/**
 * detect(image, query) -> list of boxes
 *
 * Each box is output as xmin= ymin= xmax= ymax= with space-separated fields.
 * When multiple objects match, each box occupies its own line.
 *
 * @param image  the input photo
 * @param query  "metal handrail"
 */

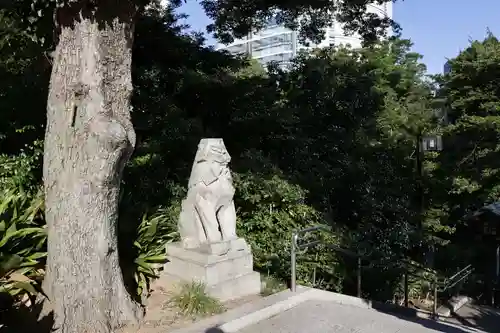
xmin=442 ymin=265 xmax=473 ymax=288
xmin=291 ymin=225 xmax=361 ymax=296
xmin=440 ymin=265 xmax=474 ymax=292
xmin=396 ymin=261 xmax=473 ymax=314
xmin=290 ymin=225 xmax=475 ymax=317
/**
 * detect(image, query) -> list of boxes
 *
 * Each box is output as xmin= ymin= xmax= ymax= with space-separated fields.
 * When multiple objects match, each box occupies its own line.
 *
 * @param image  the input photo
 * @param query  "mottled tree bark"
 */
xmin=42 ymin=1 xmax=142 ymax=332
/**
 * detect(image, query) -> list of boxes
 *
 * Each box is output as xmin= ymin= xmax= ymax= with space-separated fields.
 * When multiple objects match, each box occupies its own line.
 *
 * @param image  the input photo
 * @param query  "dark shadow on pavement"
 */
xmin=205 ymin=327 xmax=225 ymax=333
xmin=371 ymin=302 xmax=479 ymax=333
xmin=451 ymin=302 xmax=500 ymax=333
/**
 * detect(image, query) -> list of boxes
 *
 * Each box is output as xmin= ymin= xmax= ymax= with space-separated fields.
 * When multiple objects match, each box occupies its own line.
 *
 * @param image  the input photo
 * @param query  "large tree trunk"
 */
xmin=42 ymin=1 xmax=142 ymax=332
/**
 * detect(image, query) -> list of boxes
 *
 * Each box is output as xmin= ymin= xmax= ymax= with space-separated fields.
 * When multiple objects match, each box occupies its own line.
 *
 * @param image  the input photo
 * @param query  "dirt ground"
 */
xmin=118 ymin=278 xmax=263 ymax=333
xmin=0 ymin=278 xmax=262 ymax=333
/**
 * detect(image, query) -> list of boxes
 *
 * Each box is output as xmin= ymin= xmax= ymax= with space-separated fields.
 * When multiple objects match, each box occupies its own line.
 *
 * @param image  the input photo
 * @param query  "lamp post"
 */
xmin=421 ymin=135 xmax=443 ymax=153
xmin=416 ymin=134 xmax=443 ymax=266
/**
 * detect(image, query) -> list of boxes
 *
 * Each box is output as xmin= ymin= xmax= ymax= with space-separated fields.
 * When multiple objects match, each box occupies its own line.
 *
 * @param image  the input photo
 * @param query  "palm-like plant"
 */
xmin=133 ymin=207 xmax=178 ymax=299
xmin=0 ymin=188 xmax=46 ymax=308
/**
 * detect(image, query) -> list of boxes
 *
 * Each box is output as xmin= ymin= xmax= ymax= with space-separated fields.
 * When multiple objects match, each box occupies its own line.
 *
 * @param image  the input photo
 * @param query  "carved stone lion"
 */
xmin=178 ymin=138 xmax=239 ymax=251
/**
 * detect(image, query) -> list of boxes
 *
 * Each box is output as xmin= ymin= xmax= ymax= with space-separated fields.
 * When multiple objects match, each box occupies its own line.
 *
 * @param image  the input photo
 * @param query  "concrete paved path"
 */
xmin=237 ymin=300 xmax=484 ymax=333
xmin=171 ymin=287 xmax=493 ymax=333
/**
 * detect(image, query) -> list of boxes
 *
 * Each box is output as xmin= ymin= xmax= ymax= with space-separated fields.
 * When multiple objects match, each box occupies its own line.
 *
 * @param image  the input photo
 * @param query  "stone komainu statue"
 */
xmin=179 ymin=138 xmax=238 ymax=249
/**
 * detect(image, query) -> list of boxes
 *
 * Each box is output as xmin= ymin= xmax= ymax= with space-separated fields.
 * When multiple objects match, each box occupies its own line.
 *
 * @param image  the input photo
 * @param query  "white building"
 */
xmin=444 ymin=60 xmax=452 ymax=74
xmin=217 ymin=2 xmax=393 ymax=69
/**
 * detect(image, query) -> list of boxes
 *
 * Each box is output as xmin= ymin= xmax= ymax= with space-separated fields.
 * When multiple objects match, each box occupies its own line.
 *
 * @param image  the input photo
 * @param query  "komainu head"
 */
xmin=194 ymin=138 xmax=231 ymax=166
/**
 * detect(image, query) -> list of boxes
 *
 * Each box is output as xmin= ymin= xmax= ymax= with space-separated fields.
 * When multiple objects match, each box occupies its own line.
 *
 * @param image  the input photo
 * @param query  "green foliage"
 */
xmin=234 ymin=169 xmax=319 ymax=266
xmin=170 ymin=281 xmax=225 ymax=317
xmin=428 ymin=32 xmax=500 ymax=277
xmin=435 ymin=32 xmax=500 ymax=218
xmin=0 ymin=9 xmax=48 ymax=154
xmin=404 ymin=263 xmax=438 ymax=301
xmin=6 ymin=0 xmax=398 ymax=56
xmin=0 ymin=149 xmax=179 ymax=305
xmin=233 ymin=167 xmax=344 ymax=291
xmin=3 ymin=0 xmax=496 ymax=313
xmin=125 ymin=8 xmax=443 ymax=299
xmin=271 ymin=40 xmax=432 ymax=260
xmin=133 ymin=208 xmax=178 ymax=298
xmin=202 ymin=0 xmax=397 ymax=44
xmin=0 ymin=142 xmax=43 ymax=191
xmin=0 ymin=155 xmax=46 ymax=306
xmin=0 ymin=141 xmax=45 ymax=310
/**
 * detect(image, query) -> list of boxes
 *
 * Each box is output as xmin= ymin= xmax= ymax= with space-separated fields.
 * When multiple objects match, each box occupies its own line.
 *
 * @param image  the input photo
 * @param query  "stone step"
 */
xmin=436 ymin=295 xmax=472 ymax=316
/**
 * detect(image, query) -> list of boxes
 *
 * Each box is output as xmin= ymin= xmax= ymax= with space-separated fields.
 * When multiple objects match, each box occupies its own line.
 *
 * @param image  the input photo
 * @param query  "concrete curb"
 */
xmin=219 ymin=290 xmax=311 ymax=332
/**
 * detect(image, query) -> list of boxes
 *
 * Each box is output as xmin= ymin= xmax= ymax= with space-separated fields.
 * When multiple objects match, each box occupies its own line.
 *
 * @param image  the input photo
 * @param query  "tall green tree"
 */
xmin=267 ymin=40 xmax=436 ymax=261
xmin=441 ymin=33 xmax=500 ymax=212
xmin=123 ymin=13 xmax=432 ymax=297
xmin=0 ymin=9 xmax=49 ymax=154
xmin=431 ymin=33 xmax=500 ymax=268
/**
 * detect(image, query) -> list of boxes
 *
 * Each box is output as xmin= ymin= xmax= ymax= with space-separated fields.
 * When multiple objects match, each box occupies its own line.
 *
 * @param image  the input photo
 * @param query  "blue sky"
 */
xmin=176 ymin=0 xmax=499 ymax=74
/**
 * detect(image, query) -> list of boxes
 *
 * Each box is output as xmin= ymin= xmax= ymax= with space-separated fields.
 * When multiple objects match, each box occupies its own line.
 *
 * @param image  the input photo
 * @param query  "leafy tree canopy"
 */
xmin=5 ymin=0 xmax=398 ymax=48
xmin=200 ymin=0 xmax=398 ymax=44
xmin=435 ymin=32 xmax=500 ymax=221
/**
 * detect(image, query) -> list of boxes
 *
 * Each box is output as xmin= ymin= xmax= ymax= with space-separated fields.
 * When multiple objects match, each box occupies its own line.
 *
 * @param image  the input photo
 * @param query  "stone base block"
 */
xmin=198 ymin=238 xmax=249 ymax=255
xmin=164 ymin=271 xmax=261 ymax=302
xmin=164 ymin=241 xmax=261 ymax=301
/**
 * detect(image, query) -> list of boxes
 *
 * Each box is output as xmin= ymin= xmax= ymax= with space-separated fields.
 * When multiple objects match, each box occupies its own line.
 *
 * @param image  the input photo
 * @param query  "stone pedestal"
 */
xmin=164 ymin=239 xmax=261 ymax=301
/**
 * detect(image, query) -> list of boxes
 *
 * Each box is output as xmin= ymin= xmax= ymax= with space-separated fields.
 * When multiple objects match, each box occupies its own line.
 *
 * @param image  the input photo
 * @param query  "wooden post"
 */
xmin=433 ymin=282 xmax=438 ymax=317
xmin=291 ymin=233 xmax=297 ymax=292
xmin=404 ymin=272 xmax=409 ymax=307
xmin=357 ymin=257 xmax=362 ymax=298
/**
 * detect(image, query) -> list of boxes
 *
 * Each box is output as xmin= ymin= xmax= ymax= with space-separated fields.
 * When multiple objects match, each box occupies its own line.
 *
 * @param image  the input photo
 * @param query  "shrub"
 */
xmin=0 ymin=147 xmax=46 ymax=308
xmin=233 ymin=168 xmax=341 ymax=290
xmin=0 ymin=188 xmax=46 ymax=307
xmin=261 ymin=274 xmax=287 ymax=296
xmin=0 ymin=144 xmax=181 ymax=306
xmin=0 ymin=142 xmax=42 ymax=192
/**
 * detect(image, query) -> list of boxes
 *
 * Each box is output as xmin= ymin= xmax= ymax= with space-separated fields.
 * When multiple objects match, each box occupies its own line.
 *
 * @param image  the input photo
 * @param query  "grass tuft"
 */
xmin=170 ymin=281 xmax=224 ymax=317
xmin=261 ymin=275 xmax=287 ymax=296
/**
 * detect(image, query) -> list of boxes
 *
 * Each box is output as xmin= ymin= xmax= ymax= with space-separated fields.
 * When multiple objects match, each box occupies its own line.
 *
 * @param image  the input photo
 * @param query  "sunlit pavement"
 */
xmin=236 ymin=300 xmax=484 ymax=333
